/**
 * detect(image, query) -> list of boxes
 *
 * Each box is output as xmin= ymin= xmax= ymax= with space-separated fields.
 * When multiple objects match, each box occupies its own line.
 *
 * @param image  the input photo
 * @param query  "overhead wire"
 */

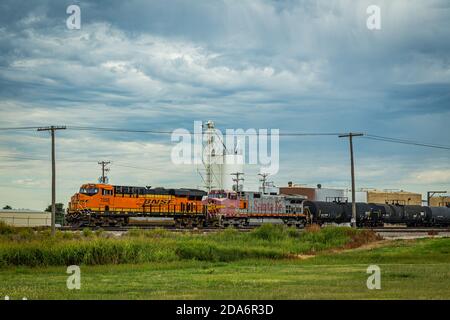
xmin=1 ymin=125 xmax=449 ymax=150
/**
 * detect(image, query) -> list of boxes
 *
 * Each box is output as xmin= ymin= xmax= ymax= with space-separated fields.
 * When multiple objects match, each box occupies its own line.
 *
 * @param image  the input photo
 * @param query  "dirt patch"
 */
xmin=291 ymin=239 xmax=398 ymax=260
xmin=304 ymin=224 xmax=321 ymax=233
xmin=294 ymin=254 xmax=316 ymax=260
xmin=333 ymin=240 xmax=391 ymax=254
xmin=343 ymin=229 xmax=384 ymax=249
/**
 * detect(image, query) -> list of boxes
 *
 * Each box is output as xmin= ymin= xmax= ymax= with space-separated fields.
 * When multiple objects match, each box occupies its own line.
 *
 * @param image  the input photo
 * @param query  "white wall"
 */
xmin=344 ymin=190 xmax=368 ymax=203
xmin=0 ymin=210 xmax=51 ymax=227
xmin=314 ymin=188 xmax=345 ymax=201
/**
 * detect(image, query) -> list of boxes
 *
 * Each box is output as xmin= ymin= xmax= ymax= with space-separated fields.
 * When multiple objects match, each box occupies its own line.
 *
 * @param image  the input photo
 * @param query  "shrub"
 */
xmin=95 ymin=228 xmax=105 ymax=237
xmin=0 ymin=221 xmax=16 ymax=235
xmin=127 ymin=228 xmax=143 ymax=237
xmin=250 ymin=224 xmax=286 ymax=241
xmin=82 ymin=228 xmax=93 ymax=238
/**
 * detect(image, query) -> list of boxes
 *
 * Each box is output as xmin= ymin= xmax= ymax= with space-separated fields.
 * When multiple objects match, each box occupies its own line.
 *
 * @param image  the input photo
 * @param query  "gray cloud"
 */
xmin=0 ymin=0 xmax=449 ymax=208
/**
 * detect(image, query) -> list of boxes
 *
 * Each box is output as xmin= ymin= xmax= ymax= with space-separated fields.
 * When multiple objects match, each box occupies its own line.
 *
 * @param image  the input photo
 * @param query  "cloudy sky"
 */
xmin=0 ymin=0 xmax=449 ymax=210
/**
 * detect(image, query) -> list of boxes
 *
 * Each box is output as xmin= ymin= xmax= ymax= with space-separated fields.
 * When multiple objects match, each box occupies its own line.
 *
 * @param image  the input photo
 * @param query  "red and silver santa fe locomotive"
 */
xmin=202 ymin=189 xmax=308 ymax=228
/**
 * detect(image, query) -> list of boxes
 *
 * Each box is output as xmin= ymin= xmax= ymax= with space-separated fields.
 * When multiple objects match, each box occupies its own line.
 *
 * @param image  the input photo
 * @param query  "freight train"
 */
xmin=66 ymin=183 xmax=450 ymax=228
xmin=66 ymin=183 xmax=308 ymax=227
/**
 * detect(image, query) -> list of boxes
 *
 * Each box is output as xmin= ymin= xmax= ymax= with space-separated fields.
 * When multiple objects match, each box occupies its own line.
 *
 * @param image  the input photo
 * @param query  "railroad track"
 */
xmin=60 ymin=225 xmax=255 ymax=232
xmin=366 ymin=227 xmax=450 ymax=233
xmin=60 ymin=224 xmax=450 ymax=233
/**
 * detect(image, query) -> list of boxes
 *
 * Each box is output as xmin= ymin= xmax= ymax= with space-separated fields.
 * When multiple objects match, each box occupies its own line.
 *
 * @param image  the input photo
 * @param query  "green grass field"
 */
xmin=0 ymin=223 xmax=449 ymax=299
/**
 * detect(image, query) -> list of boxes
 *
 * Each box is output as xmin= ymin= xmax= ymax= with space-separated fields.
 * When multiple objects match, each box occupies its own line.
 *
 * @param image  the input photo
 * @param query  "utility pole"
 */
xmin=230 ymin=172 xmax=244 ymax=193
xmin=427 ymin=191 xmax=447 ymax=206
xmin=98 ymin=161 xmax=111 ymax=183
xmin=37 ymin=126 xmax=66 ymax=236
xmin=339 ymin=132 xmax=363 ymax=228
xmin=258 ymin=173 xmax=270 ymax=194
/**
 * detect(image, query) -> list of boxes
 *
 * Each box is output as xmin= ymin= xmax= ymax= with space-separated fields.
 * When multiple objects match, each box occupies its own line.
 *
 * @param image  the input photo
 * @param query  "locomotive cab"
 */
xmin=68 ymin=183 xmax=113 ymax=213
xmin=203 ymin=190 xmax=245 ymax=215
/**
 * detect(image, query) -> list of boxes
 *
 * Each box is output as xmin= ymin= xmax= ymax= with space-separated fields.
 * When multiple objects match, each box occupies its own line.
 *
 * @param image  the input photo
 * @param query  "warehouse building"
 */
xmin=364 ymin=190 xmax=422 ymax=205
xmin=0 ymin=209 xmax=51 ymax=227
xmin=429 ymin=195 xmax=450 ymax=207
xmin=280 ymin=182 xmax=423 ymax=205
xmin=280 ymin=182 xmax=346 ymax=202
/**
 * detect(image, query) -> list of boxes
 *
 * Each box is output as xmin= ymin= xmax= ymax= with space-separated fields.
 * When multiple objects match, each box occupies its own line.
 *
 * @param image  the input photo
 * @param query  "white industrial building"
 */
xmin=202 ymin=120 xmax=245 ymax=192
xmin=344 ymin=189 xmax=369 ymax=203
xmin=0 ymin=209 xmax=51 ymax=227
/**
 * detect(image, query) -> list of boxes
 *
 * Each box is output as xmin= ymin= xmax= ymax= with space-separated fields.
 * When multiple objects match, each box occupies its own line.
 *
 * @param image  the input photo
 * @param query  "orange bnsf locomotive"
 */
xmin=67 ymin=183 xmax=207 ymax=227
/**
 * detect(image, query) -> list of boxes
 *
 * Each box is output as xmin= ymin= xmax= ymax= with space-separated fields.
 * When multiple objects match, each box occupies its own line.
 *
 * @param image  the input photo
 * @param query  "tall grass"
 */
xmin=0 ymin=221 xmax=16 ymax=235
xmin=0 ymin=225 xmax=380 ymax=267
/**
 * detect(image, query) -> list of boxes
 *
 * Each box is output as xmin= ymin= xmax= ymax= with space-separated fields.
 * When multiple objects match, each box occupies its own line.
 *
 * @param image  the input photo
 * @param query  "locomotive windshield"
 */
xmin=208 ymin=192 xmax=237 ymax=199
xmin=79 ymin=187 xmax=99 ymax=195
xmin=209 ymin=192 xmax=227 ymax=199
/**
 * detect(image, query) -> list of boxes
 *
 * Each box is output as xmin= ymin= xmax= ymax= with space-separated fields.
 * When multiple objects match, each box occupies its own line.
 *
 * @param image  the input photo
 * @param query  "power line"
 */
xmin=0 ymin=155 xmax=48 ymax=161
xmin=113 ymin=163 xmax=156 ymax=171
xmin=0 ymin=155 xmax=98 ymax=163
xmin=363 ymin=135 xmax=450 ymax=150
xmin=2 ymin=125 xmax=342 ymax=136
xmin=0 ymin=126 xmax=42 ymax=131
xmin=0 ymin=156 xmax=157 ymax=172
xmin=1 ymin=125 xmax=450 ymax=149
xmin=68 ymin=126 xmax=343 ymax=136
xmin=67 ymin=126 xmax=174 ymax=134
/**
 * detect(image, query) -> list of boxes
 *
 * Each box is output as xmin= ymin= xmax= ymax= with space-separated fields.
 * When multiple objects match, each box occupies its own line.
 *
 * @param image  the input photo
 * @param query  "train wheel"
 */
xmin=296 ymin=220 xmax=306 ymax=229
xmin=175 ymin=221 xmax=183 ymax=229
xmin=197 ymin=218 xmax=206 ymax=228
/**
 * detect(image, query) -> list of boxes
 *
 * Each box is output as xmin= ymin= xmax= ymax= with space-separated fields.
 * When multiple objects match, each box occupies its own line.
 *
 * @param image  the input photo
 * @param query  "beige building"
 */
xmin=280 ymin=182 xmax=424 ymax=205
xmin=366 ymin=190 xmax=422 ymax=205
xmin=429 ymin=195 xmax=450 ymax=207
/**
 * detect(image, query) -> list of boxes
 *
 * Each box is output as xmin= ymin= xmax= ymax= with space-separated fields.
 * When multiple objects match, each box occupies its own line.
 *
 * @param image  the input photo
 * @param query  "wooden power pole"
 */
xmin=98 ymin=161 xmax=111 ymax=183
xmin=258 ymin=173 xmax=270 ymax=194
xmin=230 ymin=172 xmax=244 ymax=193
xmin=37 ymin=126 xmax=66 ymax=235
xmin=339 ymin=132 xmax=363 ymax=228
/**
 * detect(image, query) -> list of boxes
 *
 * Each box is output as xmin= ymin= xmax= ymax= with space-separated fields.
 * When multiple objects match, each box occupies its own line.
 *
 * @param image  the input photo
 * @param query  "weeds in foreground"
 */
xmin=0 ymin=224 xmax=381 ymax=267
